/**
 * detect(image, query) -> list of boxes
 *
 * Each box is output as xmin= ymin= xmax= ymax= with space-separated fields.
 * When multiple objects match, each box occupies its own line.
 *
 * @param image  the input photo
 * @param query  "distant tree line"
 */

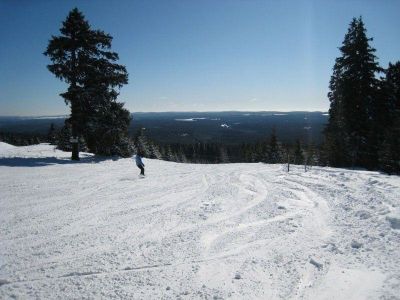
xmin=0 ymin=132 xmax=47 ymax=146
xmin=2 ymin=124 xmax=321 ymax=166
xmin=324 ymin=17 xmax=400 ymax=174
xmin=133 ymin=128 xmax=321 ymax=166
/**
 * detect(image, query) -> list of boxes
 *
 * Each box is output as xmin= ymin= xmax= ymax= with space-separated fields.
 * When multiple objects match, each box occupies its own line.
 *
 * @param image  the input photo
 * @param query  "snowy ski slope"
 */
xmin=0 ymin=143 xmax=399 ymax=299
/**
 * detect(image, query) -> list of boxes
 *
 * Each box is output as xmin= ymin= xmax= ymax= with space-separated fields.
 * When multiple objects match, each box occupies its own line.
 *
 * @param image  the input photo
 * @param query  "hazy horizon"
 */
xmin=0 ymin=109 xmax=330 ymax=118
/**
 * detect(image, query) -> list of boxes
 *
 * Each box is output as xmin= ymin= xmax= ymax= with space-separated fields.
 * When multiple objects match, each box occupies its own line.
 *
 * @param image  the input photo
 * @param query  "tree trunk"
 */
xmin=70 ymin=45 xmax=80 ymax=161
xmin=70 ymin=86 xmax=80 ymax=161
xmin=70 ymin=102 xmax=80 ymax=161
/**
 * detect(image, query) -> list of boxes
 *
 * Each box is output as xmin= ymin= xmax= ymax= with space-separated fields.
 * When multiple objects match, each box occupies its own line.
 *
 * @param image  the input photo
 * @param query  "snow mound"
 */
xmin=0 ymin=142 xmax=16 ymax=152
xmin=0 ymin=144 xmax=399 ymax=299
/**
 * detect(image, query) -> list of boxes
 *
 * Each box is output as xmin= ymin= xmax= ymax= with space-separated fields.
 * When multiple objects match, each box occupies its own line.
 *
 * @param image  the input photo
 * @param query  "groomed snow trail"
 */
xmin=1 ymin=143 xmax=399 ymax=299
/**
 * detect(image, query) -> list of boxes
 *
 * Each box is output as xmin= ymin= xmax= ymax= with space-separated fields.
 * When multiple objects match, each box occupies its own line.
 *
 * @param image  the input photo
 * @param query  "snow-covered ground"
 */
xmin=1 ymin=143 xmax=400 ymax=299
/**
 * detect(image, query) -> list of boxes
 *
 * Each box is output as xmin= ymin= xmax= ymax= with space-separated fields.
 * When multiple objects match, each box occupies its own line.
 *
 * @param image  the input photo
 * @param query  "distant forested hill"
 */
xmin=0 ymin=111 xmax=328 ymax=145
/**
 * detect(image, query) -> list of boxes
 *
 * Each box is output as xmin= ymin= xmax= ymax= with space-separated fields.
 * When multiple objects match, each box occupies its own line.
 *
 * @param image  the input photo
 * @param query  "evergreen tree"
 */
xmin=179 ymin=150 xmax=188 ymax=163
xmin=384 ymin=62 xmax=400 ymax=127
xmin=325 ymin=17 xmax=383 ymax=168
xmin=267 ymin=129 xmax=282 ymax=163
xmin=57 ymin=121 xmax=73 ymax=152
xmin=133 ymin=128 xmax=163 ymax=159
xmin=85 ymin=102 xmax=132 ymax=156
xmin=293 ymin=140 xmax=304 ymax=165
xmin=379 ymin=128 xmax=400 ymax=174
xmin=149 ymin=142 xmax=162 ymax=159
xmin=379 ymin=62 xmax=400 ymax=174
xmin=44 ymin=8 xmax=129 ymax=159
xmin=165 ymin=145 xmax=176 ymax=161
xmin=304 ymin=143 xmax=318 ymax=167
xmin=134 ymin=128 xmax=152 ymax=157
xmin=47 ymin=123 xmax=57 ymax=145
xmin=219 ymin=146 xmax=230 ymax=163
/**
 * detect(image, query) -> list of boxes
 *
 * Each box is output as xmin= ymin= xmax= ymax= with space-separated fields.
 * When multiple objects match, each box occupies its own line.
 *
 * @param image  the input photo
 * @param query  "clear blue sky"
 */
xmin=0 ymin=0 xmax=399 ymax=116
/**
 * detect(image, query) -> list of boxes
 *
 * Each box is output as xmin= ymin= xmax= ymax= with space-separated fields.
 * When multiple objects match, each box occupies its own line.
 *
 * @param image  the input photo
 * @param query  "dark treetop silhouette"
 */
xmin=44 ymin=8 xmax=130 ymax=160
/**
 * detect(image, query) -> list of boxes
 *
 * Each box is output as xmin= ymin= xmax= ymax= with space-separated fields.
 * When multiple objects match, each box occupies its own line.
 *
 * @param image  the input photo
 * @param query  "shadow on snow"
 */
xmin=0 ymin=155 xmax=122 ymax=167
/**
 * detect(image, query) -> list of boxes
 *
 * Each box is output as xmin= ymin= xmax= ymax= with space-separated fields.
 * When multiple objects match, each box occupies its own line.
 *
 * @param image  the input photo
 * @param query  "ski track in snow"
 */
xmin=0 ymin=143 xmax=400 ymax=299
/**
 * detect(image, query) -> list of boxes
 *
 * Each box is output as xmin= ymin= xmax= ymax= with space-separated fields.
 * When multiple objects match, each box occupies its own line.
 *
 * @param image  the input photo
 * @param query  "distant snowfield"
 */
xmin=30 ymin=116 xmax=67 ymax=120
xmin=175 ymin=117 xmax=207 ymax=122
xmin=1 ymin=143 xmax=399 ymax=299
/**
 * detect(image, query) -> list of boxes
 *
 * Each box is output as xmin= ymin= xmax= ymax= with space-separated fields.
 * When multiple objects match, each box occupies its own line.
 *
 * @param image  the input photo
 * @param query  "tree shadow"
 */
xmin=0 ymin=155 xmax=122 ymax=167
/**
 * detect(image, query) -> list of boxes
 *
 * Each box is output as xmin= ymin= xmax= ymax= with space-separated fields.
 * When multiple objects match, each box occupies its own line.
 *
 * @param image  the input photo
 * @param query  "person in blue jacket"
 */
xmin=135 ymin=151 xmax=145 ymax=176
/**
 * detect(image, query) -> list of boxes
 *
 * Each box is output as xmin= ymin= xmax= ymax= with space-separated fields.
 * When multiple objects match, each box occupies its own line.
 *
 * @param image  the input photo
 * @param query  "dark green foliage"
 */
xmin=293 ymin=140 xmax=304 ymax=165
xmin=56 ymin=121 xmax=72 ymax=152
xmin=325 ymin=17 xmax=384 ymax=169
xmin=385 ymin=62 xmax=400 ymax=118
xmin=0 ymin=132 xmax=45 ymax=146
xmin=304 ymin=143 xmax=318 ymax=167
xmin=323 ymin=123 xmax=351 ymax=167
xmin=47 ymin=123 xmax=57 ymax=145
xmin=147 ymin=131 xmax=321 ymax=165
xmin=379 ymin=126 xmax=400 ymax=174
xmin=84 ymin=102 xmax=133 ymax=157
xmin=44 ymin=8 xmax=130 ymax=159
xmin=266 ymin=130 xmax=283 ymax=163
xmin=378 ymin=62 xmax=400 ymax=174
xmin=324 ymin=17 xmax=400 ymax=174
xmin=56 ymin=120 xmax=89 ymax=152
xmin=133 ymin=128 xmax=163 ymax=159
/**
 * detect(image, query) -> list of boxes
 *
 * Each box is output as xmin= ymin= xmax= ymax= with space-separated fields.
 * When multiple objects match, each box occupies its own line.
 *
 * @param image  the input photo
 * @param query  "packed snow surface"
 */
xmin=1 ymin=143 xmax=400 ymax=299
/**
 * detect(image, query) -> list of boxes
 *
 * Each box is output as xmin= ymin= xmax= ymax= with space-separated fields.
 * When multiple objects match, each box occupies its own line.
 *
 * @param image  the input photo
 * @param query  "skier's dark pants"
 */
xmin=137 ymin=164 xmax=144 ymax=175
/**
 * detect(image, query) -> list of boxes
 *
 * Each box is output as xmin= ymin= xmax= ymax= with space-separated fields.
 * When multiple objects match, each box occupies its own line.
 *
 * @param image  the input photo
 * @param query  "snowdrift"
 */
xmin=1 ymin=143 xmax=399 ymax=299
xmin=0 ymin=142 xmax=16 ymax=152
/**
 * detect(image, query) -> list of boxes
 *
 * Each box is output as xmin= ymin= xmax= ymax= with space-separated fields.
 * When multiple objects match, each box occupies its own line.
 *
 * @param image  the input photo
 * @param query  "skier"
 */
xmin=135 ymin=151 xmax=145 ymax=177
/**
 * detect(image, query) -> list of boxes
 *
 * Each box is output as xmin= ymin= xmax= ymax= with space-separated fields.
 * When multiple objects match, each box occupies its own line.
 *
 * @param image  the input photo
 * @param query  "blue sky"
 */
xmin=0 ymin=0 xmax=399 ymax=116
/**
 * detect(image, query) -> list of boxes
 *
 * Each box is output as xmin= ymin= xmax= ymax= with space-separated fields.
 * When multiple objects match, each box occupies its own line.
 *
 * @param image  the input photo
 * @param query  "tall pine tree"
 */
xmin=44 ymin=8 xmax=129 ymax=159
xmin=379 ymin=62 xmax=400 ymax=174
xmin=325 ymin=17 xmax=382 ymax=168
